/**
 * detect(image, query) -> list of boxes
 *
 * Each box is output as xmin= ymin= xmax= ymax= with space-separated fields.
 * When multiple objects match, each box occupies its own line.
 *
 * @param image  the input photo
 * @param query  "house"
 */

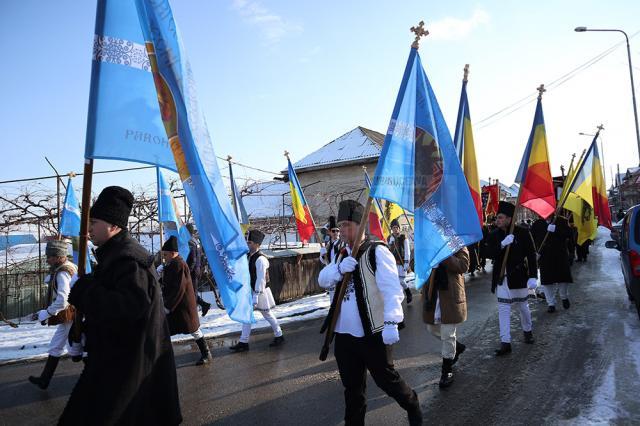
xmin=286 ymin=126 xmax=384 ymax=222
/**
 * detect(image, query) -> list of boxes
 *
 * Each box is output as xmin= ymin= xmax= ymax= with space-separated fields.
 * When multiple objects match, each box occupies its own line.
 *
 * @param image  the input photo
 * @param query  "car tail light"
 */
xmin=630 ymin=250 xmax=640 ymax=277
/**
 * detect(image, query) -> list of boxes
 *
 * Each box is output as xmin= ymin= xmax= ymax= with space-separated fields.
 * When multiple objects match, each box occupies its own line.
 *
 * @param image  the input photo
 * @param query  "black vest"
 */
xmin=387 ymin=234 xmax=406 ymax=265
xmin=248 ymin=250 xmax=268 ymax=292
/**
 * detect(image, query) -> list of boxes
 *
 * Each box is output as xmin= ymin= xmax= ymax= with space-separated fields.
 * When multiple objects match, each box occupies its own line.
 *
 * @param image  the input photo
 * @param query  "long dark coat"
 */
xmin=61 ymin=231 xmax=181 ymax=426
xmin=162 ymin=256 xmax=200 ymax=335
xmin=484 ymin=225 xmax=538 ymax=290
xmin=422 ymin=248 xmax=470 ymax=324
xmin=537 ymin=217 xmax=573 ymax=284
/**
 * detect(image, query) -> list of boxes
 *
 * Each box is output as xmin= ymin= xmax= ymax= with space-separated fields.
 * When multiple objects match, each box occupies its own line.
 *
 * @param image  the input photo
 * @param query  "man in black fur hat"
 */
xmin=318 ymin=200 xmax=422 ymax=425
xmin=61 ymin=186 xmax=181 ymax=425
xmin=387 ymin=218 xmax=413 ymax=303
xmin=160 ymin=236 xmax=211 ymax=365
xmin=229 ymin=229 xmax=283 ymax=352
xmin=320 ymin=215 xmax=344 ymax=265
xmin=484 ymin=201 xmax=538 ymax=357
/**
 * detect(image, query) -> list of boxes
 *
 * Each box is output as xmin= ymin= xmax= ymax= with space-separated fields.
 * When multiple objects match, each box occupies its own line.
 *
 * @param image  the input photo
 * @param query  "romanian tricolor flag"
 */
xmin=364 ymin=170 xmax=387 ymax=241
xmin=287 ymin=158 xmax=316 ymax=243
xmin=453 ymin=66 xmax=482 ymax=223
xmin=515 ymin=95 xmax=556 ymax=219
xmin=561 ymin=132 xmax=612 ymax=228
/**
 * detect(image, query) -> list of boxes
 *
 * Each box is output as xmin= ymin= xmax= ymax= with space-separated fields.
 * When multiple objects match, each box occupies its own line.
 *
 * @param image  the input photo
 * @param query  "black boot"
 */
xmin=28 ymin=355 xmax=60 ymax=390
xmin=407 ymin=404 xmax=423 ymax=425
xmin=229 ymin=342 xmax=249 ymax=352
xmin=452 ymin=341 xmax=466 ymax=365
xmin=562 ymin=299 xmax=571 ymax=309
xmin=524 ymin=330 xmax=535 ymax=344
xmin=269 ymin=336 xmax=285 ymax=347
xmin=198 ymin=297 xmax=211 ymax=317
xmin=494 ymin=342 xmax=512 ymax=356
xmin=404 ymin=288 xmax=413 ymax=304
xmin=439 ymin=358 xmax=454 ymax=388
xmin=547 ymin=305 xmax=556 ymax=313
xmin=194 ymin=337 xmax=211 ymax=366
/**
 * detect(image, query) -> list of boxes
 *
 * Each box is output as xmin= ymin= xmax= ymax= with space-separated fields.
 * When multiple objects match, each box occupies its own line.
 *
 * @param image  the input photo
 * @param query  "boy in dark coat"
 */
xmin=61 ymin=186 xmax=181 ymax=425
xmin=484 ymin=201 xmax=538 ymax=356
xmin=538 ymin=216 xmax=573 ymax=312
xmin=160 ymin=236 xmax=211 ymax=365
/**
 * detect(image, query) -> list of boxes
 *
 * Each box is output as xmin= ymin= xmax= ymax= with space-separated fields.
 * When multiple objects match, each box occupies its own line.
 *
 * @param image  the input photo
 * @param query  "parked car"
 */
xmin=610 ymin=218 xmax=624 ymax=244
xmin=606 ymin=205 xmax=640 ymax=319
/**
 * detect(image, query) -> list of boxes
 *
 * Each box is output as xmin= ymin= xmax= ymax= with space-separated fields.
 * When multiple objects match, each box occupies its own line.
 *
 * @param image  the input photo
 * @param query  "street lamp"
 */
xmin=579 ymin=130 xmax=607 ymax=187
xmin=575 ymin=26 xmax=640 ymax=165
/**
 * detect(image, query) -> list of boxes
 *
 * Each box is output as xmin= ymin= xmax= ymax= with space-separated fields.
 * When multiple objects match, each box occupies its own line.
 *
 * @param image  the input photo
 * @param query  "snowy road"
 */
xmin=1 ymin=228 xmax=639 ymax=425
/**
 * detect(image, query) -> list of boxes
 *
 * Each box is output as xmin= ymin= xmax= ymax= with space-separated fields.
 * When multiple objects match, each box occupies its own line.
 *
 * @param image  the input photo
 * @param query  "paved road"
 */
xmin=1 ymin=233 xmax=639 ymax=425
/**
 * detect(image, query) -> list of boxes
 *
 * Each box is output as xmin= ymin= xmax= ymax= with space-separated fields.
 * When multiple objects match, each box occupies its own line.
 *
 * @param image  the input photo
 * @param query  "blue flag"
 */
xmin=84 ymin=0 xmax=176 ymax=171
xmin=157 ymin=167 xmax=191 ymax=259
xmin=135 ymin=0 xmax=253 ymax=324
xmin=370 ymin=48 xmax=482 ymax=288
xmin=59 ymin=178 xmax=92 ymax=273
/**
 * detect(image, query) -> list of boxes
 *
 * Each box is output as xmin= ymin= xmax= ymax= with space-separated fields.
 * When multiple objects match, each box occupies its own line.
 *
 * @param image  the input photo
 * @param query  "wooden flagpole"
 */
xmin=537 ymin=143 xmax=590 ymax=254
xmin=499 ymin=84 xmax=545 ymax=281
xmin=319 ymin=197 xmax=373 ymax=361
xmin=284 ymin=151 xmax=326 ymax=255
xmin=72 ymin=158 xmax=93 ymax=342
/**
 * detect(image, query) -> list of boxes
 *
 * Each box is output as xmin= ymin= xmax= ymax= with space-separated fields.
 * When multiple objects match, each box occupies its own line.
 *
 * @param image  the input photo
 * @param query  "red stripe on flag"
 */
xmin=368 ymin=211 xmax=385 ymax=241
xmin=469 ymin=187 xmax=482 ymax=223
xmin=295 ymin=205 xmax=316 ymax=243
xmin=520 ymin=162 xmax=556 ymax=218
xmin=592 ymin=189 xmax=612 ymax=229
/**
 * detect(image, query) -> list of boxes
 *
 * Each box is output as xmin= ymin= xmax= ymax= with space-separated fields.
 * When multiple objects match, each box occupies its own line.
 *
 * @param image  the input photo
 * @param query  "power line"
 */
xmin=475 ymin=30 xmax=640 ymax=130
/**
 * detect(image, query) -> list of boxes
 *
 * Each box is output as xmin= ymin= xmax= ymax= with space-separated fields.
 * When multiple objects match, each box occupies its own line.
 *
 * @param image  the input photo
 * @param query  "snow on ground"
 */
xmin=0 ymin=291 xmax=331 ymax=364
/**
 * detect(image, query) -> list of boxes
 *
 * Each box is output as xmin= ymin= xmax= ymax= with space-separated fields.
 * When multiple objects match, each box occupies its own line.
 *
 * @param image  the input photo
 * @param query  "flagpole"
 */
xmin=363 ymin=166 xmax=404 ymax=262
xmin=320 ymin=197 xmax=373 ymax=361
xmin=284 ymin=151 xmax=325 ymax=247
xmin=156 ymin=166 xmax=164 ymax=249
xmin=72 ymin=158 xmax=93 ymax=342
xmin=499 ymin=84 xmax=546 ymax=281
xmin=227 ymin=156 xmax=240 ymax=221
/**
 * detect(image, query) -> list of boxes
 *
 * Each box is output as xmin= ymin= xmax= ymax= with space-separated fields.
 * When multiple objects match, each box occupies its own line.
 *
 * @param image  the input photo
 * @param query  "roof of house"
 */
xmin=242 ymin=181 xmax=292 ymax=219
xmin=290 ymin=126 xmax=384 ymax=173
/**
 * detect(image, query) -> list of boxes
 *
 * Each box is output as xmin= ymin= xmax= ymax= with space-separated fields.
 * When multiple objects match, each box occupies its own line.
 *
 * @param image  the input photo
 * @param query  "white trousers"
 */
xmin=426 ymin=323 xmax=458 ymax=359
xmin=396 ymin=265 xmax=408 ymax=289
xmin=496 ymin=286 xmax=532 ymax=343
xmin=49 ymin=322 xmax=82 ymax=357
xmin=542 ymin=283 xmax=569 ymax=306
xmin=239 ymin=309 xmax=282 ymax=343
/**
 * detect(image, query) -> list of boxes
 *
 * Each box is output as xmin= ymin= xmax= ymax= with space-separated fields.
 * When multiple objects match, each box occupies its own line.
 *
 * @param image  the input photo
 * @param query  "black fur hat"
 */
xmin=90 ymin=186 xmax=133 ymax=229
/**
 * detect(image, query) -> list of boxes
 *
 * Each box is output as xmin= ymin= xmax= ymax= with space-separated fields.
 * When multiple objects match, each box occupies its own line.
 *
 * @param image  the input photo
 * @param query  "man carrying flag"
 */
xmin=388 ymin=219 xmax=413 ymax=303
xmin=485 ymin=201 xmax=538 ymax=355
xmin=317 ymin=200 xmax=422 ymax=425
xmin=486 ymin=86 xmax=554 ymax=356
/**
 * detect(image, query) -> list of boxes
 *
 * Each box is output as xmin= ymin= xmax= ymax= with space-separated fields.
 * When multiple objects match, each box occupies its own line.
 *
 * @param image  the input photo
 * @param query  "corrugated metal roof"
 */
xmin=292 ymin=126 xmax=384 ymax=172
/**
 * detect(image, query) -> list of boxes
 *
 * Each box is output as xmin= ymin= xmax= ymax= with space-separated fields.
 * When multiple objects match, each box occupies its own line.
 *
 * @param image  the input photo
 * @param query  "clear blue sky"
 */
xmin=2 ymin=0 xmax=640 ymax=199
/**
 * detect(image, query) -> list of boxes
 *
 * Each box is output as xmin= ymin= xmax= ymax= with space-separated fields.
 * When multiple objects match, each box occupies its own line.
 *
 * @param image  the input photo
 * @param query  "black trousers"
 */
xmin=334 ymin=332 xmax=419 ymax=426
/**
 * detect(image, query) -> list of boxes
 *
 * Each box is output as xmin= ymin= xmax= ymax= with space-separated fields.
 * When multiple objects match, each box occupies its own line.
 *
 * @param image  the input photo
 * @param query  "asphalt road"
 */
xmin=1 ymin=234 xmax=639 ymax=425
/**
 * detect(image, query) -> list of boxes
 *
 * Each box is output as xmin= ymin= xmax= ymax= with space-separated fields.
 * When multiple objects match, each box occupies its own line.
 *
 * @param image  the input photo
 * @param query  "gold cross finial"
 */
xmin=410 ymin=21 xmax=429 ymax=49
xmin=597 ymin=123 xmax=605 ymax=132
xmin=463 ymin=64 xmax=470 ymax=82
xmin=537 ymin=84 xmax=546 ymax=99
xmin=68 ymin=171 xmax=76 ymax=178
